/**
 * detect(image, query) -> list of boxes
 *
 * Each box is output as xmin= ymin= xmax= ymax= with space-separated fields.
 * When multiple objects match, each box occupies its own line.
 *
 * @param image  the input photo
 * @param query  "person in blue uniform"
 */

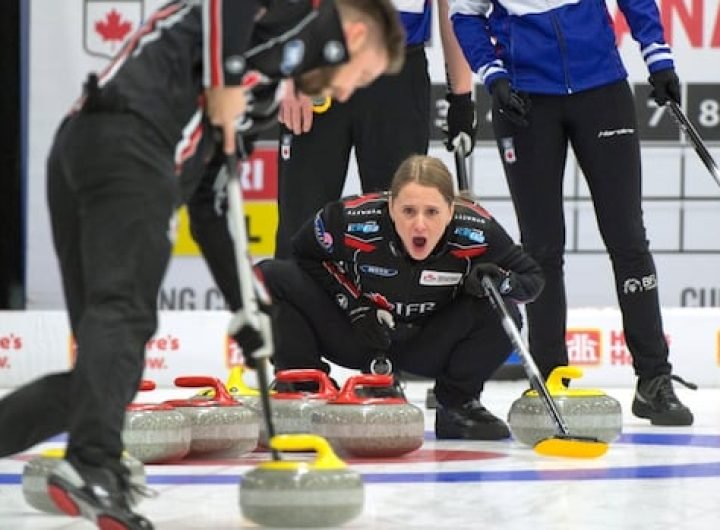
xmin=450 ymin=0 xmax=695 ymax=426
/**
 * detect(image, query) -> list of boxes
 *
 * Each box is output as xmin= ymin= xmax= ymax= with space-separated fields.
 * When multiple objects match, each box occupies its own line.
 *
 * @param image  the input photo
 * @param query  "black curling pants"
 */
xmin=274 ymin=46 xmax=430 ymax=258
xmin=492 ymin=80 xmax=671 ymax=381
xmin=258 ymin=259 xmax=517 ymax=407
xmin=0 ymin=112 xmax=178 ymax=465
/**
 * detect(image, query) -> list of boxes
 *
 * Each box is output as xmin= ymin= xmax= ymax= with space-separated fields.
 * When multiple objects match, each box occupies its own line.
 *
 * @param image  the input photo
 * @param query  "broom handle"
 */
xmin=454 ymin=139 xmax=470 ymax=192
xmin=481 ymin=276 xmax=571 ymax=436
xmin=666 ymin=100 xmax=720 ymax=188
xmin=225 ymin=153 xmax=280 ymax=460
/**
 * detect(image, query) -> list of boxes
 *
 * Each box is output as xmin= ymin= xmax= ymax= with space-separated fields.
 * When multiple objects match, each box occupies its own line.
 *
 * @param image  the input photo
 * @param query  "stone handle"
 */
xmin=174 ymin=376 xmax=235 ymax=403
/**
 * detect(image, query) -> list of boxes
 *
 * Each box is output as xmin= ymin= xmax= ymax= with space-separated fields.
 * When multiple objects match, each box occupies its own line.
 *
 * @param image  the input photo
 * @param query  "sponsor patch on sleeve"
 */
xmin=313 ymin=214 xmax=333 ymax=252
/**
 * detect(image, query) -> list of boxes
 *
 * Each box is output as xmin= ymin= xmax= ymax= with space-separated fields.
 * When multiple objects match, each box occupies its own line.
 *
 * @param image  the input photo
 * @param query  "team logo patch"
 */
xmin=623 ymin=274 xmax=658 ymax=294
xmin=454 ymin=227 xmax=486 ymax=244
xmin=359 ymin=265 xmax=398 ymax=277
xmin=313 ymin=214 xmax=333 ymax=252
xmin=335 ymin=293 xmax=348 ymax=310
xmin=225 ymin=55 xmax=246 ymax=75
xmin=348 ymin=221 xmax=380 ymax=234
xmin=323 ymin=41 xmax=345 ymax=63
xmin=281 ymin=39 xmax=305 ymax=75
xmin=84 ymin=0 xmax=144 ymax=59
xmin=280 ymin=134 xmax=292 ymax=161
xmin=501 ymin=137 xmax=516 ymax=164
xmin=420 ymin=270 xmax=463 ymax=286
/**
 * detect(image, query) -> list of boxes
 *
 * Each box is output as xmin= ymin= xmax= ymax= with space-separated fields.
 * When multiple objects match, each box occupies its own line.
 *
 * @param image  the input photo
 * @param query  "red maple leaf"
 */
xmin=95 ymin=9 xmax=133 ymax=43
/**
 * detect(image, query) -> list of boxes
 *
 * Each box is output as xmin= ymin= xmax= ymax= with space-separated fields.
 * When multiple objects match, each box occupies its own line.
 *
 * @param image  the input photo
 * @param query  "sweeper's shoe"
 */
xmin=47 ymin=457 xmax=154 ymax=530
xmin=435 ymin=399 xmax=510 ymax=440
xmin=632 ymin=374 xmax=695 ymax=426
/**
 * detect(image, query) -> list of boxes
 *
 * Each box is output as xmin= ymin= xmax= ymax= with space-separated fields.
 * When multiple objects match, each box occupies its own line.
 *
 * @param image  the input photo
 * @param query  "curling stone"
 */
xmin=239 ymin=434 xmax=364 ymax=528
xmin=311 ymin=374 xmax=425 ymax=457
xmin=123 ymin=379 xmax=192 ymax=463
xmin=22 ymin=448 xmax=145 ymax=514
xmin=258 ymin=369 xmax=339 ymax=446
xmin=164 ymin=376 xmax=259 ymax=457
xmin=508 ymin=366 xmax=623 ymax=446
xmin=192 ymin=366 xmax=262 ymax=412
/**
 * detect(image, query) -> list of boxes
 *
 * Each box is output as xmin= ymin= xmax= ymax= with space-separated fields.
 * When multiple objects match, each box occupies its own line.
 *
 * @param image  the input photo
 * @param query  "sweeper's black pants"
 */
xmin=258 ymin=259 xmax=518 ymax=407
xmin=492 ymin=80 xmax=672 ymax=380
xmin=0 ymin=112 xmax=178 ymax=464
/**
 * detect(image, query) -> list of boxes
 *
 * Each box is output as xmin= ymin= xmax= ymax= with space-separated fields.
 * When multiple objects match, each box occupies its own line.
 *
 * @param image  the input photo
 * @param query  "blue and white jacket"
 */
xmin=449 ymin=0 xmax=675 ymax=95
xmin=394 ymin=0 xmax=433 ymax=46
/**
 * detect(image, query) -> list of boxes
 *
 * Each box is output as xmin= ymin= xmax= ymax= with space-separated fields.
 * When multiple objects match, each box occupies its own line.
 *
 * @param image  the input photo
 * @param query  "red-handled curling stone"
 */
xmin=22 ymin=448 xmax=145 ymax=514
xmin=164 ymin=375 xmax=259 ymax=457
xmin=258 ymin=369 xmax=339 ymax=446
xmin=123 ymin=379 xmax=192 ymax=463
xmin=508 ymin=366 xmax=623 ymax=446
xmin=311 ymin=374 xmax=425 ymax=457
xmin=191 ymin=366 xmax=261 ymax=411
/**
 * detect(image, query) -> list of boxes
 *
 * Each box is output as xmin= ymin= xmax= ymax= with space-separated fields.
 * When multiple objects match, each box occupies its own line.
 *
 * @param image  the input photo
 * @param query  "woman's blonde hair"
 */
xmin=390 ymin=155 xmax=456 ymax=206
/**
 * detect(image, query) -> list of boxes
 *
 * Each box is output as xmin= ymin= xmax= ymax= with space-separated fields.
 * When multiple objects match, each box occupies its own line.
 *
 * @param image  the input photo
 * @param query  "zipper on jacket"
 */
xmin=550 ymin=12 xmax=572 ymax=94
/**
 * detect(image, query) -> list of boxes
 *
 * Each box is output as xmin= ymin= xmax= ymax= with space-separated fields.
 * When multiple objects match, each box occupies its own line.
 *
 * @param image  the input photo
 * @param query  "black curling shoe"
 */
xmin=632 ymin=374 xmax=695 ymax=426
xmin=47 ymin=457 xmax=154 ymax=530
xmin=435 ymin=399 xmax=511 ymax=440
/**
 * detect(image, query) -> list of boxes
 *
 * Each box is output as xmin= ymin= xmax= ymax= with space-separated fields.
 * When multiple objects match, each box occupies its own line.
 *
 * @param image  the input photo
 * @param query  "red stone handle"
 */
xmin=339 ymin=374 xmax=392 ymax=398
xmin=274 ymin=369 xmax=338 ymax=399
xmin=174 ymin=376 xmax=235 ymax=404
xmin=139 ymin=380 xmax=156 ymax=391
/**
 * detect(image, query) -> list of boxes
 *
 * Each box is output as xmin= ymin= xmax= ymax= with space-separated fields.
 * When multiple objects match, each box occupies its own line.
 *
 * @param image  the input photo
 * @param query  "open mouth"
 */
xmin=411 ymin=236 xmax=427 ymax=250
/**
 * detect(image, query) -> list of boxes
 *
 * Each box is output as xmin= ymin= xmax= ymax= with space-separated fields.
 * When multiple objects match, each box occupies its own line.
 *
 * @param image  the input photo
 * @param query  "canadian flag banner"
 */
xmin=84 ymin=0 xmax=144 ymax=59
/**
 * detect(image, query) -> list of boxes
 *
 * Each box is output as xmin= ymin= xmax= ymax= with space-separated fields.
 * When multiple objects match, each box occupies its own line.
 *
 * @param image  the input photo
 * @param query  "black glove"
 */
xmin=445 ymin=92 xmax=477 ymax=156
xmin=490 ymin=78 xmax=529 ymax=127
xmin=233 ymin=324 xmax=263 ymax=369
xmin=649 ymin=68 xmax=681 ymax=106
xmin=349 ymin=303 xmax=395 ymax=352
xmin=231 ymin=301 xmax=275 ymax=369
xmin=464 ymin=262 xmax=513 ymax=298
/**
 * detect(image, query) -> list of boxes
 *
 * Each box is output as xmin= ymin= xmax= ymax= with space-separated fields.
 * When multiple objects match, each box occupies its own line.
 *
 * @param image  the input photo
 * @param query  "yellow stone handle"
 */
xmin=259 ymin=434 xmax=347 ymax=471
xmin=194 ymin=365 xmax=262 ymax=398
xmin=524 ymin=366 xmax=606 ymax=397
xmin=546 ymin=366 xmax=584 ymax=392
xmin=225 ymin=365 xmax=260 ymax=397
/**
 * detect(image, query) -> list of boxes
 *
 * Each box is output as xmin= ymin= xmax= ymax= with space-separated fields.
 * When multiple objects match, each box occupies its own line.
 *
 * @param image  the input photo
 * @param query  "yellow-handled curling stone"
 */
xmin=508 ymin=366 xmax=623 ymax=446
xmin=481 ymin=275 xmax=609 ymax=458
xmin=311 ymin=374 xmax=425 ymax=457
xmin=239 ymin=434 xmax=364 ymax=528
xmin=22 ymin=448 xmax=145 ymax=514
xmin=123 ymin=379 xmax=192 ymax=463
xmin=164 ymin=375 xmax=259 ymax=457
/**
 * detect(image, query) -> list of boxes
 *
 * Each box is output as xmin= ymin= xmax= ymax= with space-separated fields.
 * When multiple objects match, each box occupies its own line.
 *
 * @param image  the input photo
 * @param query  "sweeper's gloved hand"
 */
xmin=231 ymin=302 xmax=275 ymax=369
xmin=649 ymin=68 xmax=681 ymax=106
xmin=464 ymin=262 xmax=513 ymax=298
xmin=349 ymin=302 xmax=395 ymax=352
xmin=490 ymin=78 xmax=529 ymax=127
xmin=445 ymin=92 xmax=477 ymax=156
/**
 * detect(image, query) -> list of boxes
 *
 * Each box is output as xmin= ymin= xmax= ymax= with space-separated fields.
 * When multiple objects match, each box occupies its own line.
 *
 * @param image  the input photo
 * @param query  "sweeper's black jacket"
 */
xmin=291 ymin=192 xmax=545 ymax=324
xmin=78 ymin=0 xmax=348 ymax=165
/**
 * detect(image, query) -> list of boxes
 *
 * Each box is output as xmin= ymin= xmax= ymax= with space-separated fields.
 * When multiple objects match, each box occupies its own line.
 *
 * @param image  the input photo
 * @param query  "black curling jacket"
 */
xmin=291 ymin=192 xmax=545 ymax=324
